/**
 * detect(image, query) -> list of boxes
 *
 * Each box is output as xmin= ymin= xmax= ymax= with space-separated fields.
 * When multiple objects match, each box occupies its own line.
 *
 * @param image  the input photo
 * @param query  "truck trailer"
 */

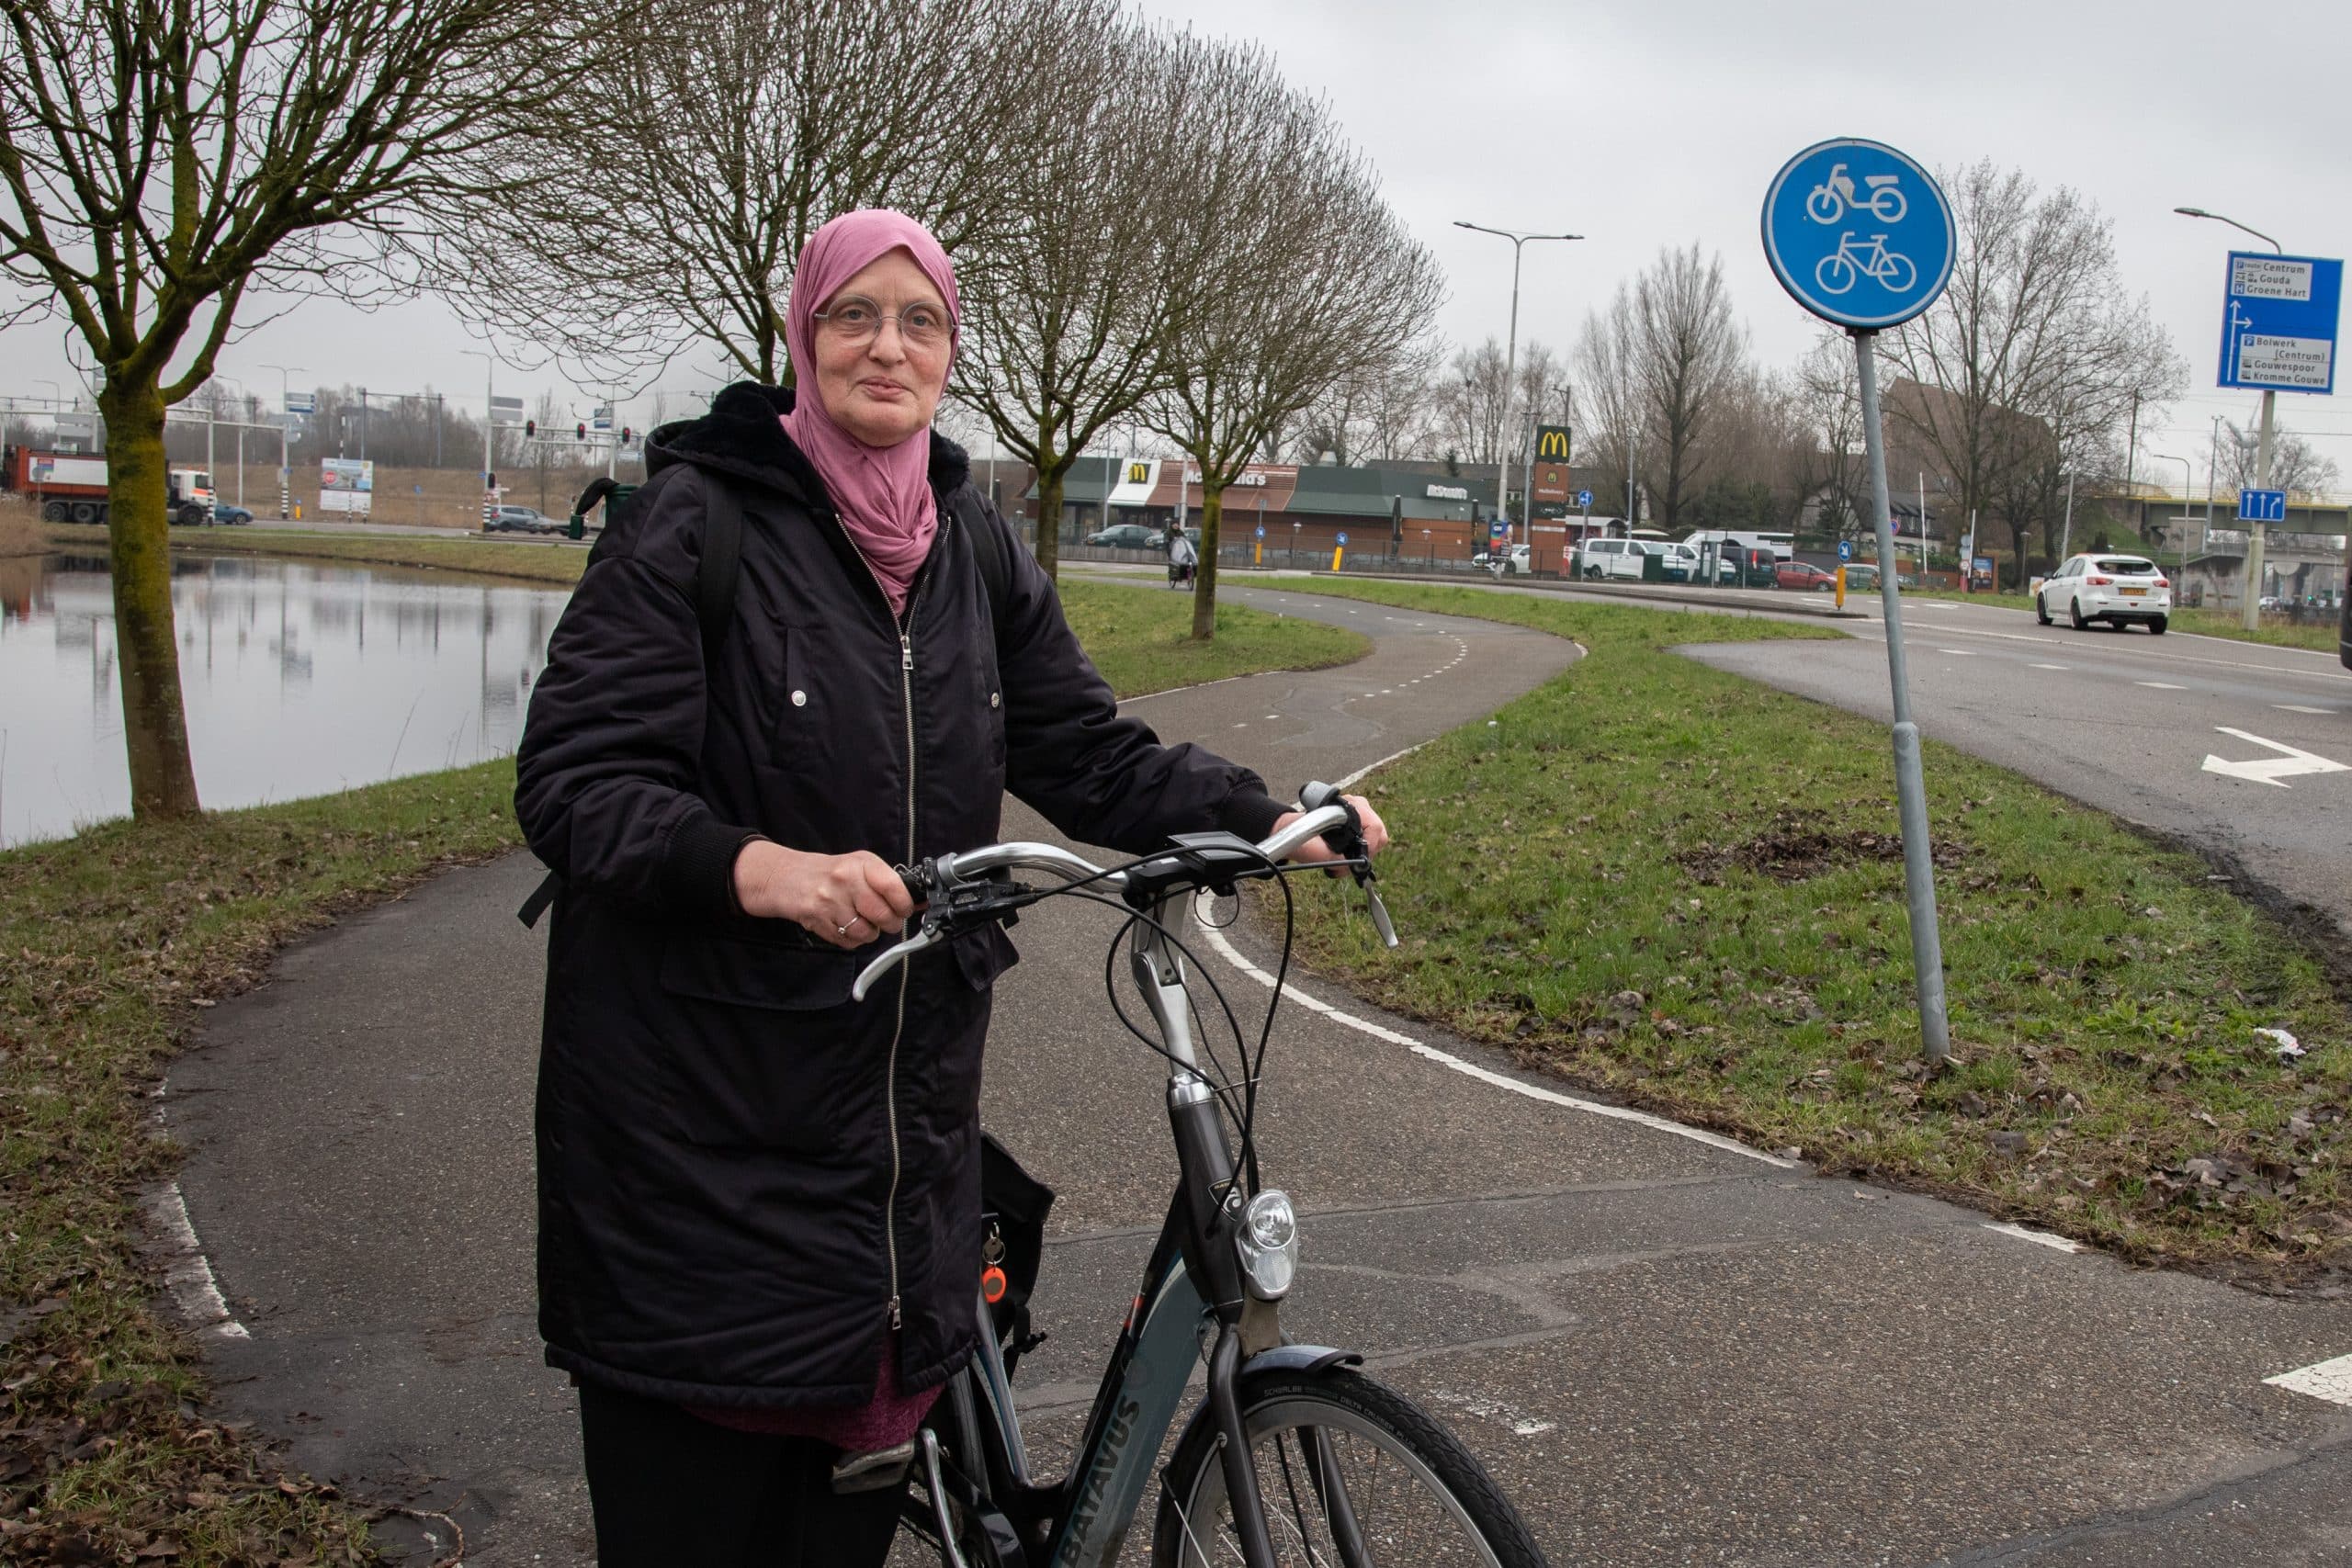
xmin=1 ymin=446 xmax=215 ymax=526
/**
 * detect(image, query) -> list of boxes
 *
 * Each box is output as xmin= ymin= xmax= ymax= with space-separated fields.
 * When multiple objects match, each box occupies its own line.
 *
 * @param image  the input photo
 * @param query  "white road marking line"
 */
xmin=2030 ymin=662 xmax=2069 ymax=670
xmin=1981 ymin=1222 xmax=2083 ymax=1254
xmin=1937 ymin=649 xmax=1975 ymax=655
xmin=1845 ymin=617 xmax=2352 ymax=684
xmin=145 ymin=1185 xmax=251 ymax=1341
xmin=2137 ymin=682 xmax=2188 ymax=690
xmin=2266 ymin=1352 xmax=2352 ymax=1406
xmin=2200 ymin=728 xmax=2351 ymax=788
xmin=1193 ymin=902 xmax=1792 ymax=1168
xmin=2276 ymin=705 xmax=2335 ymax=714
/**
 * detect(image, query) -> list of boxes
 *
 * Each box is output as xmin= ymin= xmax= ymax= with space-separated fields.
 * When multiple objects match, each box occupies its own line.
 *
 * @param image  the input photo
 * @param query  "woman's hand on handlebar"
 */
xmin=731 ymin=841 xmax=915 ymax=949
xmin=1272 ymin=793 xmax=1388 ymax=870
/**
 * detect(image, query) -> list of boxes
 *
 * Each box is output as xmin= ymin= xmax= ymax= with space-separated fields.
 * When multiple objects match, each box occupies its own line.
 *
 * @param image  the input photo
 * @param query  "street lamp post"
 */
xmin=1453 ymin=221 xmax=1581 ymax=550
xmin=2175 ymin=206 xmax=2282 ymax=627
xmin=259 ymin=363 xmax=307 ymax=519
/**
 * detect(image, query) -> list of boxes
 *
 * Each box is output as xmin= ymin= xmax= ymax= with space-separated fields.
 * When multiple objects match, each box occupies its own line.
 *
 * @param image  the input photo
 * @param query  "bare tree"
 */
xmin=1 ymin=0 xmax=597 ymax=818
xmin=1626 ymin=244 xmax=1746 ymax=527
xmin=1879 ymin=162 xmax=2183 ymax=572
xmin=2216 ymin=418 xmax=2340 ymax=499
xmin=1295 ymin=334 xmax=1442 ymax=466
xmin=441 ymin=0 xmax=1091 ymax=389
xmin=1146 ymin=55 xmax=1442 ymax=639
xmin=952 ymin=15 xmax=1192 ymax=581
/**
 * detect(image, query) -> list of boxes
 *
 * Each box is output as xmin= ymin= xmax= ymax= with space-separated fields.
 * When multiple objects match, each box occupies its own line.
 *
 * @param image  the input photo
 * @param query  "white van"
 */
xmin=1682 ymin=528 xmax=1793 ymax=562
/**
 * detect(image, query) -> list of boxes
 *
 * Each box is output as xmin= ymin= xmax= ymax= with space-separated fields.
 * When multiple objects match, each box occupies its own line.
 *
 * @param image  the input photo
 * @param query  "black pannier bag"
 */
xmin=979 ymin=1132 xmax=1054 ymax=1374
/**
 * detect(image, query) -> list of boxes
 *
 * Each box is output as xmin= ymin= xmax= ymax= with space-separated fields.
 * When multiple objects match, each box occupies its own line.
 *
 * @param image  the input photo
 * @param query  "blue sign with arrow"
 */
xmin=1762 ymin=139 xmax=1954 ymax=330
xmin=1335 ymin=532 xmax=1349 ymax=546
xmin=2217 ymin=253 xmax=2341 ymax=394
xmin=1838 ymin=540 xmax=1854 ymax=561
xmin=2238 ymin=488 xmax=2288 ymax=524
xmin=1576 ymin=489 xmax=1593 ymax=508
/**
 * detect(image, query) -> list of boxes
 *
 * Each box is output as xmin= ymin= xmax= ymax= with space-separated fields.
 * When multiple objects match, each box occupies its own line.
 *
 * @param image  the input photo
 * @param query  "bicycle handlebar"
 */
xmin=853 ymin=793 xmax=1389 ymax=1002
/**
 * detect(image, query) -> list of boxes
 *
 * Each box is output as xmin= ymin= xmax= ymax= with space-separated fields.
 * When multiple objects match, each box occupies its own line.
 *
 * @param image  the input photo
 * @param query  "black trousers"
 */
xmin=577 ymin=1382 xmax=904 ymax=1567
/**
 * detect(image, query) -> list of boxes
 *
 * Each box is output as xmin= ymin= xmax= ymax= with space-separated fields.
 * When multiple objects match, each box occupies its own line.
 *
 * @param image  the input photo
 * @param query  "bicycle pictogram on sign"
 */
xmin=1815 ymin=232 xmax=1917 ymax=296
xmin=1762 ymin=138 xmax=1953 ymax=332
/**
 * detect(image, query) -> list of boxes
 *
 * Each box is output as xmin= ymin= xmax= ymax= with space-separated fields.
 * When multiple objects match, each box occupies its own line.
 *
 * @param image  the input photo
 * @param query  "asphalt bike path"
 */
xmin=164 ymin=581 xmax=2352 ymax=1564
xmin=1683 ymin=597 xmax=2352 ymax=943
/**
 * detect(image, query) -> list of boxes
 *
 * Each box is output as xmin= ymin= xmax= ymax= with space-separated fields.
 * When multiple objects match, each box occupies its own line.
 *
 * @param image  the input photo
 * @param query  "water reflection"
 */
xmin=0 ymin=553 xmax=568 ymax=847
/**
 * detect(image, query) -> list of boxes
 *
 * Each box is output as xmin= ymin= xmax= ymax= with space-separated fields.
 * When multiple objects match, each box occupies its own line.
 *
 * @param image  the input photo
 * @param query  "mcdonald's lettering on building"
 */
xmin=1535 ymin=424 xmax=1572 ymax=461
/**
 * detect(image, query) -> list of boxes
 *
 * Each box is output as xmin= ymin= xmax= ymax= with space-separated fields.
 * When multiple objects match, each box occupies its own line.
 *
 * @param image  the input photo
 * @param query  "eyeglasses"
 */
xmin=812 ymin=295 xmax=952 ymax=351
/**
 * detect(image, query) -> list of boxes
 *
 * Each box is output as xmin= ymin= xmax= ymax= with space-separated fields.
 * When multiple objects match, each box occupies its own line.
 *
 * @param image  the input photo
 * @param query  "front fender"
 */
xmin=1160 ymin=1343 xmax=1365 ymax=1461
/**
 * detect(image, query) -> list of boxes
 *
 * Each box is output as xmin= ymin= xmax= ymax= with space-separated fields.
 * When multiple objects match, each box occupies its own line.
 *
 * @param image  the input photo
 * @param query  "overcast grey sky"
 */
xmin=7 ymin=0 xmax=2349 ymax=489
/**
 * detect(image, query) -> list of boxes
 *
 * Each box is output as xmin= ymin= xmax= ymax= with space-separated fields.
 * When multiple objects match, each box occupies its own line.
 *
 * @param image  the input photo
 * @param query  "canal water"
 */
xmin=0 ymin=551 xmax=569 ymax=848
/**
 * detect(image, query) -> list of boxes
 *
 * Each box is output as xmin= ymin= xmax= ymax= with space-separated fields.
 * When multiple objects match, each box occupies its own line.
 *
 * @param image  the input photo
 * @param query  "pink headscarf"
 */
xmin=781 ymin=209 xmax=961 ymax=616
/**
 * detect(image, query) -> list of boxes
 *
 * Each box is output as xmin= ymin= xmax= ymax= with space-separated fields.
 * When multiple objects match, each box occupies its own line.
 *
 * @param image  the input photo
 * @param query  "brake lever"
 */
xmin=1299 ymin=780 xmax=1398 ymax=948
xmin=851 ymin=925 xmax=942 ymax=1001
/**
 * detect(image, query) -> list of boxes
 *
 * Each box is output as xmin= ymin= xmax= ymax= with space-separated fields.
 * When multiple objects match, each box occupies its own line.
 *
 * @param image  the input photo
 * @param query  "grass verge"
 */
xmin=1268 ymin=577 xmax=2352 ymax=1283
xmin=0 ymin=566 xmax=1364 ymax=1562
xmin=2170 ymin=606 xmax=2341 ymax=654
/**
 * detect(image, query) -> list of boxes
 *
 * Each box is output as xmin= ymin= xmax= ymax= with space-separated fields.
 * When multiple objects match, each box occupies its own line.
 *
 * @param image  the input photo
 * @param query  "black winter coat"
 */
xmin=514 ymin=383 xmax=1283 ymax=1411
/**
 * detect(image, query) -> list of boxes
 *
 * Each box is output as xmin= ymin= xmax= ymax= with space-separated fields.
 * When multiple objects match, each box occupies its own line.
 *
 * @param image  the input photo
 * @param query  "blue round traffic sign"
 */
xmin=1762 ymin=139 xmax=1953 ymax=330
xmin=1576 ymin=489 xmax=1592 ymax=508
xmin=1254 ymin=524 xmax=1265 ymax=538
xmin=1335 ymin=532 xmax=1349 ymax=546
xmin=1838 ymin=539 xmax=1853 ymax=561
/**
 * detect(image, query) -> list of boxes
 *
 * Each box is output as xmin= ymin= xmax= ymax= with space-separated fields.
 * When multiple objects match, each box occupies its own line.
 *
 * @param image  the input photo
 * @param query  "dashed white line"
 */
xmin=2030 ymin=662 xmax=2069 ymax=671
xmin=1936 ymin=649 xmax=1976 ymax=656
xmin=1981 ymin=1221 xmax=2083 ymax=1254
xmin=2137 ymin=682 xmax=2188 ymax=690
xmin=2276 ymin=705 xmax=2335 ymax=715
xmin=145 ymin=1185 xmax=251 ymax=1341
xmin=2266 ymin=1352 xmax=2352 ymax=1406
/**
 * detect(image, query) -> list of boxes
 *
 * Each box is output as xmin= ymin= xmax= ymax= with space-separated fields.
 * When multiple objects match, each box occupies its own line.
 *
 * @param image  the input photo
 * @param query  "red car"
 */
xmin=1776 ymin=560 xmax=1837 ymax=592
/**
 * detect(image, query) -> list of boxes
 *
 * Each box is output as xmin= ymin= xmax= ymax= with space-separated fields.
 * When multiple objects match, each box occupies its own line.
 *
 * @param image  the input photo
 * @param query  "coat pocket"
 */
xmin=655 ymin=934 xmax=867 ymax=1150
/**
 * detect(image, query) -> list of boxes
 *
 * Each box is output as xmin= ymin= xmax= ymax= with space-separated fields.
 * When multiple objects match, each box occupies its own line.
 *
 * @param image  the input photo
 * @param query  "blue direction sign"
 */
xmin=2238 ymin=488 xmax=2288 ymax=524
xmin=1762 ymin=139 xmax=1954 ymax=330
xmin=1335 ymin=532 xmax=1349 ymax=546
xmin=2217 ymin=253 xmax=2341 ymax=394
xmin=1254 ymin=524 xmax=1265 ymax=538
xmin=1838 ymin=539 xmax=1854 ymax=561
xmin=1576 ymin=489 xmax=1593 ymax=508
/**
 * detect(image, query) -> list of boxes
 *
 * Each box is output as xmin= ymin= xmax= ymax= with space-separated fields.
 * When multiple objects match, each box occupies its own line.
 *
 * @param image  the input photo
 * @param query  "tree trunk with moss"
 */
xmin=95 ymin=380 xmax=201 ymax=818
xmin=1031 ymin=421 xmax=1068 ymax=583
xmin=1190 ymin=484 xmax=1225 ymax=641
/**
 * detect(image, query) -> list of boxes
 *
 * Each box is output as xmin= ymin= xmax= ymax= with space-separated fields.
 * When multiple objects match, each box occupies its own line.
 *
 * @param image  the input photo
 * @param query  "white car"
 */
xmin=1572 ymin=537 xmax=1656 ymax=581
xmin=2037 ymin=553 xmax=2170 ymax=634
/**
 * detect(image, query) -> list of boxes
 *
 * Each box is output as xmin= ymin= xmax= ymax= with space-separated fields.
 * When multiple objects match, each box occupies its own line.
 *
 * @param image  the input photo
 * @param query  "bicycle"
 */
xmin=1814 ymin=231 xmax=1917 ymax=296
xmin=845 ymin=784 xmax=1548 ymax=1567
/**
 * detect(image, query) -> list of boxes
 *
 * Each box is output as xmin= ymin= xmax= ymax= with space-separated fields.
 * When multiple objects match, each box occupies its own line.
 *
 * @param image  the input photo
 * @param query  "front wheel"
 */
xmin=1153 ymin=1366 xmax=1545 ymax=1568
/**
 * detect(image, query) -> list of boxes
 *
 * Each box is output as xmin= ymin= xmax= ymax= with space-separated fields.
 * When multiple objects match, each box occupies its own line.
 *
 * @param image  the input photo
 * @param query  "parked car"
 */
xmin=2035 ymin=553 xmax=2170 ymax=633
xmin=1572 ymin=537 xmax=1657 ymax=581
xmin=1776 ymin=560 xmax=1838 ymax=592
xmin=211 ymin=502 xmax=254 ymax=526
xmin=1082 ymin=522 xmax=1166 ymax=549
xmin=483 ymin=504 xmax=560 ymax=535
xmin=1657 ymin=542 xmax=1702 ymax=582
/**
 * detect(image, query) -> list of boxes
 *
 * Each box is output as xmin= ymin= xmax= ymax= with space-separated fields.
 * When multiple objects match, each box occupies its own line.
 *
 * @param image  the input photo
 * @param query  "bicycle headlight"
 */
xmin=1235 ymin=1189 xmax=1299 ymax=1301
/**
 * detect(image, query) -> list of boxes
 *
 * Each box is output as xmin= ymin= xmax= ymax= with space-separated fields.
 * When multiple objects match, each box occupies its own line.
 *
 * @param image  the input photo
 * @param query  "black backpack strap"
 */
xmin=520 ymin=468 xmax=746 ymax=931
xmin=951 ymin=488 xmax=1013 ymax=648
xmin=696 ymin=469 xmax=746 ymax=653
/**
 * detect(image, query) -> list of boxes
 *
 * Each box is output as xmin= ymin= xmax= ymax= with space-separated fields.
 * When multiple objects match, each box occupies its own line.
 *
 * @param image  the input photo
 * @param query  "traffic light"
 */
xmin=487 ymin=471 xmax=497 ymax=489
xmin=526 ymin=419 xmax=537 ymax=438
xmin=621 ymin=426 xmax=632 ymax=444
xmin=575 ymin=422 xmax=586 ymax=441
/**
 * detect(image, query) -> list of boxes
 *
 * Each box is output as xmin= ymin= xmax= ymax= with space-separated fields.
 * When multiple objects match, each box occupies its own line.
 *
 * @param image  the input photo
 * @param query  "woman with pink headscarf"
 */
xmin=515 ymin=209 xmax=1383 ymax=1562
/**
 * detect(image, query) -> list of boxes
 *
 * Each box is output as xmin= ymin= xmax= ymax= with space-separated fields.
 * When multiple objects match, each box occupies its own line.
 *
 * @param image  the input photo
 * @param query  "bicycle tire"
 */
xmin=1881 ymin=252 xmax=1917 ymax=292
xmin=1150 ymin=1365 xmax=1547 ymax=1568
xmin=1814 ymin=253 xmax=1857 ymax=295
xmin=1804 ymin=186 xmax=1840 ymax=224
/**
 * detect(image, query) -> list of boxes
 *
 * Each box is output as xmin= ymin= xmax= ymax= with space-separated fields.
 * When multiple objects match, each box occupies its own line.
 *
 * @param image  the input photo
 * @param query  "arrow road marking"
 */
xmin=2200 ymin=728 xmax=2352 ymax=788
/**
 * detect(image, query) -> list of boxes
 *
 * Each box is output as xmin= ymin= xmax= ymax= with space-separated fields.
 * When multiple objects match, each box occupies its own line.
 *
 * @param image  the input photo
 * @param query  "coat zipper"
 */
xmin=830 ymin=507 xmax=950 ymax=1339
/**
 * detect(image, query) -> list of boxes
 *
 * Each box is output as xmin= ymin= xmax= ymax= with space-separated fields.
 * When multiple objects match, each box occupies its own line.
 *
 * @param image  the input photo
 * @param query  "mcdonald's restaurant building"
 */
xmin=1033 ymin=445 xmax=1617 ymax=566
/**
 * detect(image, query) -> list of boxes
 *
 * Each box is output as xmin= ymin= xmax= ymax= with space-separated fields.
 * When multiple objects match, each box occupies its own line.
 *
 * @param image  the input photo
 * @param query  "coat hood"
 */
xmin=644 ymin=381 xmax=973 ymax=506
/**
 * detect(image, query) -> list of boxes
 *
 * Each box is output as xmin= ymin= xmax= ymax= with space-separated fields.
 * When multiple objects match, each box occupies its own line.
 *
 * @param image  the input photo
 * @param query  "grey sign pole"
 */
xmin=1852 ymin=331 xmax=1950 ymax=1061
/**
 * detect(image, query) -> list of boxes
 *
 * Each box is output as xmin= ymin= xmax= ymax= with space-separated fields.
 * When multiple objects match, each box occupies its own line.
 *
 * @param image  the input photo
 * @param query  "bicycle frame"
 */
xmin=899 ymin=847 xmax=1355 ymax=1568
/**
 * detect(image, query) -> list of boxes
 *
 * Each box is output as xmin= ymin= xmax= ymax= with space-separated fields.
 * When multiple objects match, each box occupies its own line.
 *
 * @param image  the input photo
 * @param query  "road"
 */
xmin=162 ymin=580 xmax=2352 ymax=1566
xmin=1684 ymin=595 xmax=2352 ymax=942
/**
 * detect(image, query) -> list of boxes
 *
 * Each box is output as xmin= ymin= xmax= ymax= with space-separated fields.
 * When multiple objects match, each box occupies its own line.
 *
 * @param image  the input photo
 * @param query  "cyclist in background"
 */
xmin=1169 ymin=520 xmax=1198 ymax=587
